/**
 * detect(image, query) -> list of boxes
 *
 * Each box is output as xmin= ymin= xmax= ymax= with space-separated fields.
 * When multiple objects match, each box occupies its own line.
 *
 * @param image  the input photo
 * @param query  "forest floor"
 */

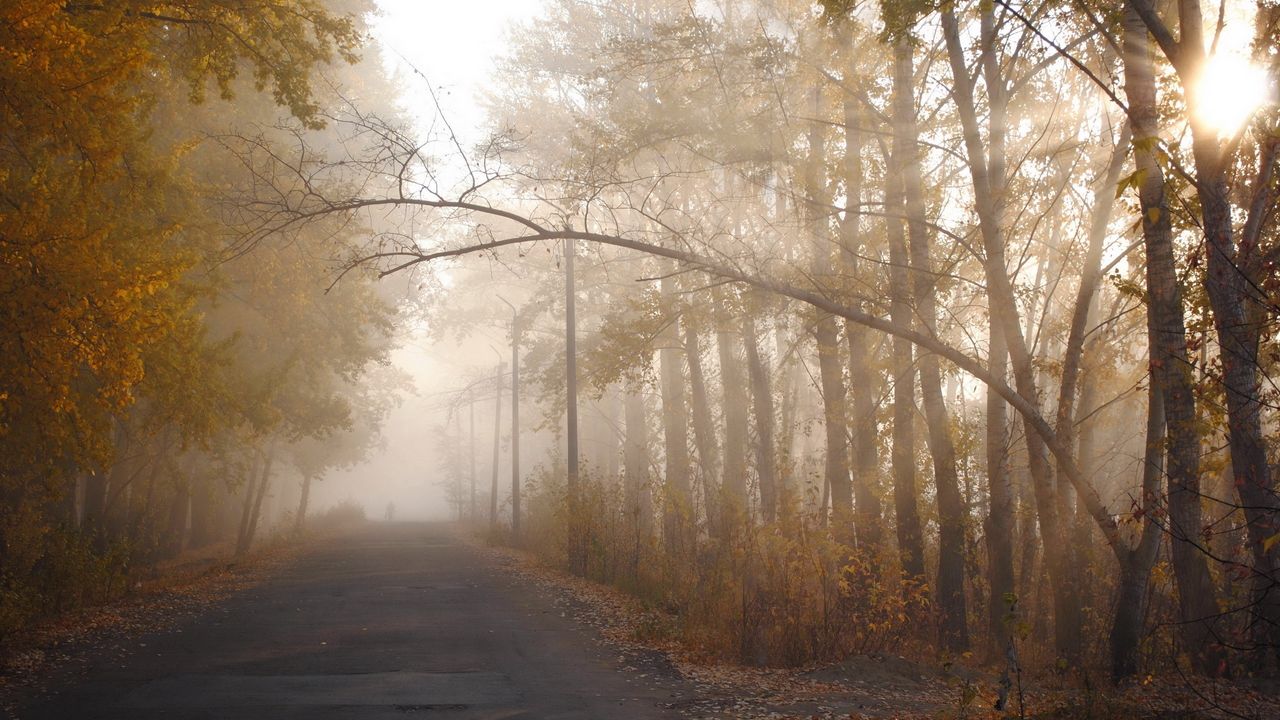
xmin=0 ymin=533 xmax=308 ymax=717
xmin=478 ymin=539 xmax=1280 ymax=720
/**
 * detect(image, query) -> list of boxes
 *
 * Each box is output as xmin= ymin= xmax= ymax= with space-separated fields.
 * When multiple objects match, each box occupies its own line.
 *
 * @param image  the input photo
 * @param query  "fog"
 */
xmin=3 ymin=0 xmax=1279 ymax=696
xmin=308 ymin=339 xmax=445 ymax=521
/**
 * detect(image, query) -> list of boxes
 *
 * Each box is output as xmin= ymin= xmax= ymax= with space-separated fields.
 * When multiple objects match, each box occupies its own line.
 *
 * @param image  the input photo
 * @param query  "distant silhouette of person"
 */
xmin=385 ymin=501 xmax=395 ymax=522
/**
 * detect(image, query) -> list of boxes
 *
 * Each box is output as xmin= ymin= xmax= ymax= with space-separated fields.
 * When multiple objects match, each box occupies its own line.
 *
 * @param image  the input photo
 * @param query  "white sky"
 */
xmin=368 ymin=0 xmax=540 ymax=146
xmin=308 ymin=2 xmax=542 ymax=521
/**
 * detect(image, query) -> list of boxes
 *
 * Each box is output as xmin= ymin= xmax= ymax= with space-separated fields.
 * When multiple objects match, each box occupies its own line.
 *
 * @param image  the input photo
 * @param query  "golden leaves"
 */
xmin=1 ymin=0 xmax=368 ymax=485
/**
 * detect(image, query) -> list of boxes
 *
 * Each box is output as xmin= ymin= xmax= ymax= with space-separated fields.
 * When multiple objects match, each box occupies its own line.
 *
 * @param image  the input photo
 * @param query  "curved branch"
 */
xmin=326 ymin=203 xmax=1125 ymax=554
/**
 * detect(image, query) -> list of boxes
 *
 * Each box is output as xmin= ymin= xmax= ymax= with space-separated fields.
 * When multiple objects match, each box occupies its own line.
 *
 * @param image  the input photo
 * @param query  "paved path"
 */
xmin=17 ymin=522 xmax=691 ymax=719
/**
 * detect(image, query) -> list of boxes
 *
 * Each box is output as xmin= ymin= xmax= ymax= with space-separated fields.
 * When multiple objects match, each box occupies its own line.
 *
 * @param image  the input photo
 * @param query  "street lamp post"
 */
xmin=498 ymin=296 xmax=521 ymax=540
xmin=564 ymin=238 xmax=584 ymax=574
xmin=489 ymin=359 xmax=503 ymax=534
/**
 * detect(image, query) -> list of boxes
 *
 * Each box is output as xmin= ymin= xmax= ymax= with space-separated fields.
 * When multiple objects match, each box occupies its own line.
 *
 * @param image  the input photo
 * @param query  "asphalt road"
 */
xmin=16 ymin=522 xmax=692 ymax=719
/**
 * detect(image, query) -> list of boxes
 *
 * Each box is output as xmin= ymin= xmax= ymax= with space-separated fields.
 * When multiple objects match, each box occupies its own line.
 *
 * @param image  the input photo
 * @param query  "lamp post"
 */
xmin=488 ymin=349 xmax=504 ymax=534
xmin=564 ymin=238 xmax=584 ymax=574
xmin=498 ymin=296 xmax=522 ymax=539
xmin=468 ymin=391 xmax=476 ymax=523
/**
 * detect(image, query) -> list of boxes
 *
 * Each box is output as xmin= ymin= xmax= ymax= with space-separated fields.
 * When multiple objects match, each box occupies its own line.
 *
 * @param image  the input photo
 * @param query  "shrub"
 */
xmin=514 ymin=465 xmax=930 ymax=666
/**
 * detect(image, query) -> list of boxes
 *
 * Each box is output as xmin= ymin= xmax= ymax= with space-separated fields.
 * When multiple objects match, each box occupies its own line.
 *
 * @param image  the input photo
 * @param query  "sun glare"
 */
xmin=1191 ymin=52 xmax=1271 ymax=137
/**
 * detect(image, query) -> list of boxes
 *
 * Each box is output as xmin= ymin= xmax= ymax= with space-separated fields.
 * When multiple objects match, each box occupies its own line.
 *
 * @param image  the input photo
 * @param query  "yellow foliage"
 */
xmin=520 ymin=466 xmax=931 ymax=666
xmin=0 ymin=0 xmax=361 ymax=493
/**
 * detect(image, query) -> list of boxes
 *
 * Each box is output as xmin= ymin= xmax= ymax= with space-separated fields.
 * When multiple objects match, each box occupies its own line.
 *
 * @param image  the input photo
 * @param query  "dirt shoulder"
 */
xmin=472 ymin=540 xmax=959 ymax=719
xmin=0 ymin=533 xmax=311 ymax=716
xmin=472 ymin=538 xmax=1280 ymax=720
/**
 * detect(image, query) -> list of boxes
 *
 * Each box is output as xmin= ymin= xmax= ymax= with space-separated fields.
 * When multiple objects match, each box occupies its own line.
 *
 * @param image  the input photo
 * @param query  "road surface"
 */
xmin=16 ymin=522 xmax=695 ymax=719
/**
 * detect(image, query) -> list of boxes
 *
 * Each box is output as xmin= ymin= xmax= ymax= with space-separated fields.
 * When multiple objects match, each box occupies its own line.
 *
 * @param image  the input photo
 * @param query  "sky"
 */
xmin=308 ymin=1 xmax=540 ymax=521
xmin=367 ymin=0 xmax=539 ymax=146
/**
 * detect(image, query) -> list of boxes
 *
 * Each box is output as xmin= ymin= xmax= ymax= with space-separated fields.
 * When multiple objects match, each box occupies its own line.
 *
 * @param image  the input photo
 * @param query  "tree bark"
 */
xmin=236 ymin=450 xmax=272 ymax=557
xmin=83 ymin=470 xmax=108 ymax=544
xmin=717 ymin=306 xmax=750 ymax=536
xmin=1110 ymin=323 xmax=1167 ymax=679
xmin=188 ymin=467 xmax=217 ymax=550
xmin=893 ymin=37 xmax=968 ymax=650
xmin=942 ymin=5 xmax=1080 ymax=659
xmin=659 ymin=273 xmax=693 ymax=554
xmin=1053 ymin=128 xmax=1129 ymax=654
xmin=469 ymin=399 xmax=477 ymax=522
xmin=163 ymin=455 xmax=193 ymax=559
xmin=1121 ymin=7 xmax=1226 ymax=674
xmin=775 ymin=314 xmax=801 ymax=508
xmin=565 ymin=238 xmax=585 ymax=570
xmin=295 ymin=474 xmax=313 ymax=536
xmin=882 ymin=133 xmax=927 ymax=584
xmin=1157 ymin=0 xmax=1279 ymax=662
xmin=986 ymin=318 xmax=1015 ymax=651
xmin=685 ymin=324 xmax=721 ymax=536
xmin=511 ymin=313 xmax=522 ymax=541
xmin=235 ymin=452 xmax=260 ymax=556
xmin=806 ymin=87 xmax=854 ymax=533
xmin=839 ymin=81 xmax=883 ymax=551
xmin=623 ymin=387 xmax=653 ymax=535
xmin=743 ymin=312 xmax=778 ymax=525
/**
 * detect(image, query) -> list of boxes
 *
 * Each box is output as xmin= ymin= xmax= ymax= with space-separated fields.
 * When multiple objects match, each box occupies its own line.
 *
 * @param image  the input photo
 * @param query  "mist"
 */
xmin=3 ymin=0 xmax=1280 ymax=716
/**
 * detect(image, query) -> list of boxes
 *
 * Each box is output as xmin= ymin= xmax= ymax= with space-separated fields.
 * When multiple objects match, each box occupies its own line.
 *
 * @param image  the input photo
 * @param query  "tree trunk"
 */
xmin=623 ymin=388 xmax=653 ymax=535
xmin=659 ymin=273 xmax=693 ymax=555
xmin=942 ymin=6 xmax=1079 ymax=659
xmin=894 ymin=38 xmax=968 ymax=650
xmin=1157 ymin=0 xmax=1280 ymax=662
xmin=511 ymin=314 xmax=522 ymax=541
xmin=1110 ymin=340 xmax=1166 ymax=679
xmin=1054 ymin=128 xmax=1129 ymax=657
xmin=84 ymin=470 xmax=108 ymax=545
xmin=234 ymin=455 xmax=257 ymax=554
xmin=805 ymin=88 xmax=853 ymax=533
xmin=188 ymin=468 xmax=217 ymax=550
xmin=847 ymin=324 xmax=883 ymax=549
xmin=816 ymin=316 xmax=850 ymax=523
xmin=838 ymin=68 xmax=883 ymax=551
xmin=608 ymin=395 xmax=622 ymax=480
xmin=565 ymin=238 xmax=585 ymax=571
xmin=469 ymin=399 xmax=477 ymax=522
xmin=235 ymin=452 xmax=262 ymax=557
xmin=163 ymin=456 xmax=192 ymax=559
xmin=775 ymin=314 xmax=801 ymax=508
xmin=883 ymin=136 xmax=926 ymax=584
xmin=295 ymin=474 xmax=313 ymax=536
xmin=743 ymin=313 xmax=778 ymax=524
xmin=237 ymin=450 xmax=273 ymax=557
xmin=685 ymin=324 xmax=721 ymax=536
xmin=1121 ymin=8 xmax=1225 ymax=674
xmin=718 ymin=307 xmax=750 ymax=536
xmin=986 ymin=319 xmax=1015 ymax=652
xmin=87 ymin=421 xmax=130 ymax=548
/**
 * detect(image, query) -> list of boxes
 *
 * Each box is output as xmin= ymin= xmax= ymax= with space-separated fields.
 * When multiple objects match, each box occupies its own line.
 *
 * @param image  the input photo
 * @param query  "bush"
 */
xmin=309 ymin=499 xmax=367 ymax=530
xmin=0 ymin=505 xmax=130 ymax=643
xmin=516 ymin=465 xmax=929 ymax=666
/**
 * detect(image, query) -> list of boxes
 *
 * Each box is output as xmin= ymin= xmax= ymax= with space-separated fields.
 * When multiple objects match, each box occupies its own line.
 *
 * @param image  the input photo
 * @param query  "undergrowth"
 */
xmin=515 ymin=466 xmax=930 ymax=667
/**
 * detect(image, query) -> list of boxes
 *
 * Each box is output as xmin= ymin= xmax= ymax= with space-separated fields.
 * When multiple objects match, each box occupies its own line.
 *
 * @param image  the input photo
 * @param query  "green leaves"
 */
xmin=1115 ymin=167 xmax=1148 ymax=199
